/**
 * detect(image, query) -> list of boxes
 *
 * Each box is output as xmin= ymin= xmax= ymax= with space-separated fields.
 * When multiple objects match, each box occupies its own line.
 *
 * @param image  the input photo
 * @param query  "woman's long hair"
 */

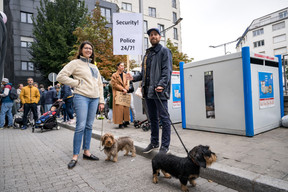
xmin=76 ymin=41 xmax=95 ymax=64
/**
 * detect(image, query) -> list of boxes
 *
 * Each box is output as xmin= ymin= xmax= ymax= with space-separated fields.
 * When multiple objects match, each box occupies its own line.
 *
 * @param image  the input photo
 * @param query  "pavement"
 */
xmin=59 ymin=118 xmax=288 ymax=192
xmin=0 ymin=124 xmax=237 ymax=192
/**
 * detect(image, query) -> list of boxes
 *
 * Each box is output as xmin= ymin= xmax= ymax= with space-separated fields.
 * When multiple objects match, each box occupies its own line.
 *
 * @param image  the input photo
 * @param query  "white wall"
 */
xmin=0 ymin=0 xmax=3 ymax=11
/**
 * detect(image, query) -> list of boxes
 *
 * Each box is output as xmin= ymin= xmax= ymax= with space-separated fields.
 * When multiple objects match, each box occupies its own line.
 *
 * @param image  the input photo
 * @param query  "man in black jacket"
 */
xmin=127 ymin=28 xmax=172 ymax=154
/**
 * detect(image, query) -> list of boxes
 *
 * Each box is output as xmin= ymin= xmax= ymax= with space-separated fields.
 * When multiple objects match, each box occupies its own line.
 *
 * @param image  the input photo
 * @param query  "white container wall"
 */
xmin=180 ymin=47 xmax=284 ymax=136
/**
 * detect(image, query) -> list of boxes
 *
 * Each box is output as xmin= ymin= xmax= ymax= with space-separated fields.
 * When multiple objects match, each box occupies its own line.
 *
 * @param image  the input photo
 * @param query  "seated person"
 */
xmin=36 ymin=106 xmax=57 ymax=124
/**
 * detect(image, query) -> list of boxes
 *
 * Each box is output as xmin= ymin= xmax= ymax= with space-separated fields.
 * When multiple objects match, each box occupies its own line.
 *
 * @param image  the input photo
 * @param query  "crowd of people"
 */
xmin=0 ymin=27 xmax=173 ymax=169
xmin=0 ymin=77 xmax=77 ymax=130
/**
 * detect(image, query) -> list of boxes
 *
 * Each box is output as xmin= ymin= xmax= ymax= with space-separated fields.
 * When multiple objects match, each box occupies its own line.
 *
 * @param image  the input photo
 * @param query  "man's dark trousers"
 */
xmin=23 ymin=103 xmax=38 ymax=126
xmin=145 ymin=98 xmax=171 ymax=148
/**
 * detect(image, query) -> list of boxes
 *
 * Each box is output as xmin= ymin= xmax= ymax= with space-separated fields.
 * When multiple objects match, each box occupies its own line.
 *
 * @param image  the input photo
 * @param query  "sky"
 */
xmin=180 ymin=0 xmax=288 ymax=61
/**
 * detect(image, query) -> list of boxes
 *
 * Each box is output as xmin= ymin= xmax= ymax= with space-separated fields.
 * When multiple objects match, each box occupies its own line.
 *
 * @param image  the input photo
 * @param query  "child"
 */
xmin=36 ymin=106 xmax=57 ymax=124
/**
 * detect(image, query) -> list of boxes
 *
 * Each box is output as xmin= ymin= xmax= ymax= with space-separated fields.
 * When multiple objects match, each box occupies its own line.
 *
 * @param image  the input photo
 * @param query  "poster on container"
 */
xmin=258 ymin=72 xmax=274 ymax=109
xmin=112 ymin=13 xmax=143 ymax=55
xmin=172 ymin=84 xmax=181 ymax=108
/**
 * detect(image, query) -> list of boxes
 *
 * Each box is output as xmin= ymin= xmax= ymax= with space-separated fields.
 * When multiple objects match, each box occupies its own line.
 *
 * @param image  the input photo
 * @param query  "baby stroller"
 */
xmin=32 ymin=101 xmax=64 ymax=133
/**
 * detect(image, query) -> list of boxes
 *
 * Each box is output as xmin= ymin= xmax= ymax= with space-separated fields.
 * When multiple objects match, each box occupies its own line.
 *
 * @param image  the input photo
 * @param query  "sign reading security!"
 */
xmin=113 ymin=13 xmax=143 ymax=55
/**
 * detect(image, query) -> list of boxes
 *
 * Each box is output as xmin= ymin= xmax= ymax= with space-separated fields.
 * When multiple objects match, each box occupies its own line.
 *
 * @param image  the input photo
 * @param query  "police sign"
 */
xmin=113 ymin=13 xmax=143 ymax=55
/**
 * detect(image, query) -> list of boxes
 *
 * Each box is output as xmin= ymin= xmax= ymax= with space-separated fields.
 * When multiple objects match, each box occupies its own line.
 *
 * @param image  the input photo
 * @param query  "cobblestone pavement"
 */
xmin=0 ymin=127 xmax=237 ymax=192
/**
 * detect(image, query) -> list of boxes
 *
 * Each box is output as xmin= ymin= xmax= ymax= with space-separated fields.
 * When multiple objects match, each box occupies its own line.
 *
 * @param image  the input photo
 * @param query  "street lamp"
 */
xmin=161 ymin=17 xmax=183 ymax=46
xmin=209 ymin=37 xmax=240 ymax=55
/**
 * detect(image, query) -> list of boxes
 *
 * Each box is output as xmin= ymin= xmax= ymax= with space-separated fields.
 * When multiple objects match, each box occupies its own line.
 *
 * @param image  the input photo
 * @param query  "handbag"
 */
xmin=135 ymin=87 xmax=142 ymax=98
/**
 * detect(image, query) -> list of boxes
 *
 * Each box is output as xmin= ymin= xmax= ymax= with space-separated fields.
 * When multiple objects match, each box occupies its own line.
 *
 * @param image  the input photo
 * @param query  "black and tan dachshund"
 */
xmin=152 ymin=145 xmax=217 ymax=192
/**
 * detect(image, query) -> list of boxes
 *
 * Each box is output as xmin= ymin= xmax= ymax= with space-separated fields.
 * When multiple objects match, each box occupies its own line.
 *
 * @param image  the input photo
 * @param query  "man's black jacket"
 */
xmin=133 ymin=43 xmax=172 ymax=100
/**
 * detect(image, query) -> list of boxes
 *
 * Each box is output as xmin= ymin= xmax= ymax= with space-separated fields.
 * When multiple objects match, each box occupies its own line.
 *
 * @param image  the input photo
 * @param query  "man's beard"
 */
xmin=150 ymin=38 xmax=159 ymax=46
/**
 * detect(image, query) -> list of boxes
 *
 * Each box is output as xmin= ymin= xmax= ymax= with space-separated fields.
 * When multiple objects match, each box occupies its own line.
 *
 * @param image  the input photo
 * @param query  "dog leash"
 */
xmin=98 ymin=111 xmax=105 ymax=151
xmin=155 ymin=91 xmax=189 ymax=155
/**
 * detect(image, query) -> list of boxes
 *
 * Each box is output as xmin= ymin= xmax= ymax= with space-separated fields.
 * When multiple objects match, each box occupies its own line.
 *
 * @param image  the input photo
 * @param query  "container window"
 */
xmin=204 ymin=71 xmax=215 ymax=119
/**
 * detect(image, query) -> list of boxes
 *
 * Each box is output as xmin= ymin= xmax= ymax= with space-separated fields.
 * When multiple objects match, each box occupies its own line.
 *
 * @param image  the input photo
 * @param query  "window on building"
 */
xmin=253 ymin=40 xmax=265 ymax=48
xmin=122 ymin=2 xmax=132 ymax=11
xmin=100 ymin=7 xmax=111 ymax=23
xmin=21 ymin=61 xmax=34 ymax=71
xmin=144 ymin=20 xmax=148 ymax=33
xmin=253 ymin=28 xmax=264 ymax=37
xmin=274 ymin=47 xmax=287 ymax=55
xmin=21 ymin=36 xmax=33 ymax=48
xmin=272 ymin=21 xmax=285 ymax=31
xmin=273 ymin=34 xmax=286 ymax=44
xmin=149 ymin=7 xmax=156 ymax=17
xmin=173 ymin=27 xmax=178 ymax=40
xmin=21 ymin=12 xmax=33 ymax=24
xmin=279 ymin=10 xmax=288 ymax=19
xmin=144 ymin=37 xmax=149 ymax=49
xmin=173 ymin=12 xmax=177 ymax=23
xmin=174 ymin=42 xmax=178 ymax=47
xmin=157 ymin=24 xmax=165 ymax=37
xmin=172 ymin=0 xmax=176 ymax=8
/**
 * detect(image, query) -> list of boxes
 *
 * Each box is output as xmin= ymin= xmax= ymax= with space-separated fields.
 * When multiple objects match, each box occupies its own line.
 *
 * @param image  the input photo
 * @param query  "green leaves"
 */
xmin=29 ymin=0 xmax=88 ymax=77
xmin=166 ymin=39 xmax=194 ymax=70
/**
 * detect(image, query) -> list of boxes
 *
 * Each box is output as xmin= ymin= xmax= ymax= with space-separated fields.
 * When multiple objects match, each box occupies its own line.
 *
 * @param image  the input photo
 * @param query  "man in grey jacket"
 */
xmin=127 ymin=28 xmax=173 ymax=154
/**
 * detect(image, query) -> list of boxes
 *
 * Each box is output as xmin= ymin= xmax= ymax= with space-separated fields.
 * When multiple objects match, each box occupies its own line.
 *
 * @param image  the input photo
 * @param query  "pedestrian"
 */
xmin=127 ymin=28 xmax=173 ymax=154
xmin=33 ymin=82 xmax=42 ymax=119
xmin=111 ymin=62 xmax=130 ymax=129
xmin=19 ymin=77 xmax=40 ymax=130
xmin=0 ymin=78 xmax=14 ymax=129
xmin=39 ymin=84 xmax=47 ymax=114
xmin=107 ymin=82 xmax=113 ymax=123
xmin=60 ymin=84 xmax=74 ymax=124
xmin=15 ymin=83 xmax=23 ymax=111
xmin=44 ymin=85 xmax=57 ymax=112
xmin=57 ymin=41 xmax=104 ymax=169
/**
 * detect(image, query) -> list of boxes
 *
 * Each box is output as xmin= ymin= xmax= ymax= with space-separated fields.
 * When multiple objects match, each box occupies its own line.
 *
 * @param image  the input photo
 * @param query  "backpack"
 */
xmin=9 ymin=87 xmax=18 ymax=100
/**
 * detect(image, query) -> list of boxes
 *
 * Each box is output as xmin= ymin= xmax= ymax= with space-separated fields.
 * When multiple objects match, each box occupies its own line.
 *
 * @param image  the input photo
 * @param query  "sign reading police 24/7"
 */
xmin=113 ymin=13 xmax=143 ymax=55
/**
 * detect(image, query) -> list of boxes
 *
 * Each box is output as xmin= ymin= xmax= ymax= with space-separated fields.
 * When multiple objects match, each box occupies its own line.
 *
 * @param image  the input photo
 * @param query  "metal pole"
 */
xmin=139 ymin=0 xmax=144 ymax=61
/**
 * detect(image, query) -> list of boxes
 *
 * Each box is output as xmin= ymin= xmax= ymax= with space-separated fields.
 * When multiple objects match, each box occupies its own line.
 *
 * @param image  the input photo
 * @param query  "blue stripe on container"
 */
xmin=180 ymin=61 xmax=186 ymax=129
xmin=242 ymin=47 xmax=254 ymax=136
xmin=275 ymin=55 xmax=284 ymax=117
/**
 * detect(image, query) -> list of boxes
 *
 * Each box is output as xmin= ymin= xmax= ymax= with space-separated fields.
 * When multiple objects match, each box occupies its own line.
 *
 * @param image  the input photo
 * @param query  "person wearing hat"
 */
xmin=0 ymin=78 xmax=14 ymax=129
xmin=127 ymin=28 xmax=173 ymax=154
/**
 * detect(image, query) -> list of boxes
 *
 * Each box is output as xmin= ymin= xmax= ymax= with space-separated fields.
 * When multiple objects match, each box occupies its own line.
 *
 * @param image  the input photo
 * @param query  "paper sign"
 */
xmin=113 ymin=13 xmax=143 ymax=55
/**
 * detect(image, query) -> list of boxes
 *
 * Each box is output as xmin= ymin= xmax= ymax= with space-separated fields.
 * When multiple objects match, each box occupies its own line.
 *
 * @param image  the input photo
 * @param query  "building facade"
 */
xmin=3 ymin=0 xmax=181 ymax=86
xmin=236 ymin=7 xmax=288 ymax=60
xmin=3 ymin=0 xmax=118 ymax=86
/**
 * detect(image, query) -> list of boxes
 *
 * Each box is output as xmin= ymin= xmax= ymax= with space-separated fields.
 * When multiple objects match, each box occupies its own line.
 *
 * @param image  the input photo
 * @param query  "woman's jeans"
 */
xmin=73 ymin=94 xmax=99 ymax=155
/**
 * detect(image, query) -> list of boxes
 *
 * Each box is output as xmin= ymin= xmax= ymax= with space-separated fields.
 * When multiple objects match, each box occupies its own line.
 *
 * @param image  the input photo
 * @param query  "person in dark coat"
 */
xmin=127 ymin=28 xmax=173 ymax=154
xmin=60 ymin=84 xmax=74 ymax=123
xmin=39 ymin=84 xmax=47 ymax=114
xmin=44 ymin=86 xmax=58 ymax=112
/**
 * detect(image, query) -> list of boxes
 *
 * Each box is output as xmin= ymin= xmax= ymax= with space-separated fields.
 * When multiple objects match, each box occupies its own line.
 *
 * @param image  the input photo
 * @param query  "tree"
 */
xmin=29 ymin=0 xmax=88 ymax=77
xmin=166 ymin=38 xmax=193 ymax=70
xmin=72 ymin=3 xmax=134 ymax=80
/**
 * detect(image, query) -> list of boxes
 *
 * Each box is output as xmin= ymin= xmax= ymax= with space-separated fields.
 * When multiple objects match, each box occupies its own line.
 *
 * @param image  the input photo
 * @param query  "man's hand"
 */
xmin=126 ymin=73 xmax=133 ymax=80
xmin=98 ymin=103 xmax=104 ymax=111
xmin=155 ymin=86 xmax=164 ymax=92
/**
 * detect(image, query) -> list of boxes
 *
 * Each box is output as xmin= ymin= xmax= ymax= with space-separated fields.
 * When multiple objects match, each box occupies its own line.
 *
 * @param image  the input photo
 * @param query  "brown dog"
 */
xmin=101 ymin=133 xmax=136 ymax=162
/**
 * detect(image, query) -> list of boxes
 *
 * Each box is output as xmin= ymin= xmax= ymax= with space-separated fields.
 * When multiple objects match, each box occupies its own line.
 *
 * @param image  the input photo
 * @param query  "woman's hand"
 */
xmin=98 ymin=103 xmax=104 ymax=111
xmin=126 ymin=73 xmax=133 ymax=80
xmin=122 ymin=89 xmax=128 ymax=95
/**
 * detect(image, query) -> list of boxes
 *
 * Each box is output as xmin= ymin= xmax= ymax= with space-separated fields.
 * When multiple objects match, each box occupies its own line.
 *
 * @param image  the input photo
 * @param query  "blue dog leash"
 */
xmin=155 ymin=90 xmax=189 ymax=155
